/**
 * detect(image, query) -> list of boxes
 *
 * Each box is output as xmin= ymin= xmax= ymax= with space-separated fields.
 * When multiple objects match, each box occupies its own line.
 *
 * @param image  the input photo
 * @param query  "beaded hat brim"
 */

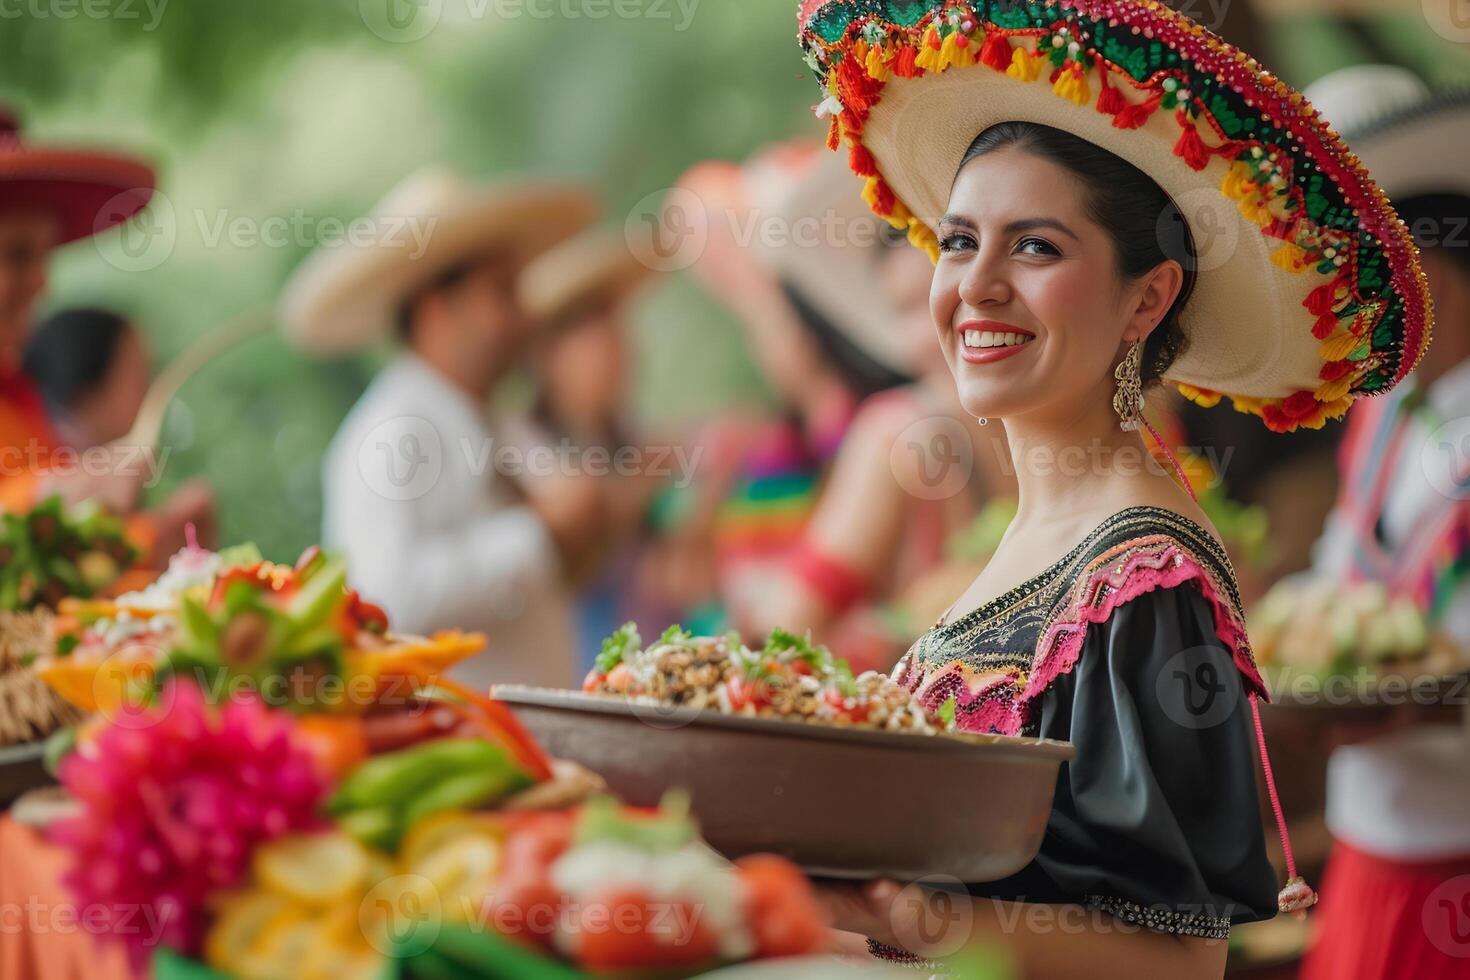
xmin=797 ymin=0 xmax=1432 ymax=432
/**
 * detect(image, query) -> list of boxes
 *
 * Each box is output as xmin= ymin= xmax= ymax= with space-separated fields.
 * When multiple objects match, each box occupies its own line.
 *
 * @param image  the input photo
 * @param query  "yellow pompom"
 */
xmin=1006 ymin=46 xmax=1042 ymax=82
xmin=1051 ymin=64 xmax=1090 ymax=105
xmin=1270 ymin=242 xmax=1309 ymax=273
xmin=1315 ymin=376 xmax=1354 ymax=403
xmin=1176 ymin=383 xmax=1222 ymax=409
xmin=941 ymin=31 xmax=976 ymax=70
xmin=907 ymin=218 xmax=940 ymax=262
xmin=1319 ymin=330 xmax=1361 ymax=362
xmin=865 ymin=43 xmax=891 ymax=81
xmin=915 ymin=27 xmax=944 ymax=72
xmin=1229 ymin=395 xmax=1267 ymax=417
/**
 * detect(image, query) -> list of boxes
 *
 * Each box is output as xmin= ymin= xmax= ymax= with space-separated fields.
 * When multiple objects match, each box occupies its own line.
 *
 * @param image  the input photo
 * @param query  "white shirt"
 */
xmin=323 ymin=352 xmax=574 ymax=690
xmin=1312 ymin=357 xmax=1470 ymax=646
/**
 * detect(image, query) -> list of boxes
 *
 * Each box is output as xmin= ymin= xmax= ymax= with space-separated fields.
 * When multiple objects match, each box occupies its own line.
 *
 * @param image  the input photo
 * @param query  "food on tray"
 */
xmin=0 ymin=496 xmax=136 ymax=612
xmin=47 ymin=663 xmax=827 ymax=978
xmin=582 ymin=623 xmax=951 ymax=733
xmin=1250 ymin=578 xmax=1467 ymax=681
xmin=0 ymin=610 xmax=82 ymax=745
xmin=34 ymin=543 xmax=483 ymax=714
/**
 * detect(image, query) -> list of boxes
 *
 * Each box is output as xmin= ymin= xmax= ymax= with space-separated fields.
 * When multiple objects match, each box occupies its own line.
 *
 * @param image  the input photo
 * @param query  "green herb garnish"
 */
xmin=595 ymin=622 xmax=642 ymax=673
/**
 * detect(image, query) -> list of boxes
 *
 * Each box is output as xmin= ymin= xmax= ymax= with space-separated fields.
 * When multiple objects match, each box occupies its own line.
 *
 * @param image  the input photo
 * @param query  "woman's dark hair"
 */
xmin=23 ymin=308 xmax=133 ymax=414
xmin=959 ymin=121 xmax=1196 ymax=385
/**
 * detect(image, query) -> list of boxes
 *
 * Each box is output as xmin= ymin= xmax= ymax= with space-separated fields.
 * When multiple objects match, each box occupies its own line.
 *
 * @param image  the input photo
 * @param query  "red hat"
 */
xmin=0 ymin=106 xmax=155 ymax=245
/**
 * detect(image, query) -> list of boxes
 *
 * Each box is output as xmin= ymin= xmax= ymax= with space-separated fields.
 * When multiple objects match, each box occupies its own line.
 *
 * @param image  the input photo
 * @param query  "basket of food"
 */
xmin=1250 ymin=578 xmax=1470 ymax=716
xmin=497 ymin=625 xmax=1074 ymax=882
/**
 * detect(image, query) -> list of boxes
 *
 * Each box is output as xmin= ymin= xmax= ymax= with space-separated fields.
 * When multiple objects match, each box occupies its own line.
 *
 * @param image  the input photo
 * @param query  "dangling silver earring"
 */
xmin=1113 ymin=342 xmax=1145 ymax=432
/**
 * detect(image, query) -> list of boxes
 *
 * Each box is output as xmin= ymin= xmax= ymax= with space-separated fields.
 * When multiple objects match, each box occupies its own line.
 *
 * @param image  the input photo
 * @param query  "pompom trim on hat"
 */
xmin=797 ymin=0 xmax=1432 ymax=433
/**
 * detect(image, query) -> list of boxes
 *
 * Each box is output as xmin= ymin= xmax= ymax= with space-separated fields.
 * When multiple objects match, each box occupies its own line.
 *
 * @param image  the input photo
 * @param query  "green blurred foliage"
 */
xmin=1 ymin=0 xmax=799 ymax=559
xmin=1 ymin=1 xmax=1467 ymax=561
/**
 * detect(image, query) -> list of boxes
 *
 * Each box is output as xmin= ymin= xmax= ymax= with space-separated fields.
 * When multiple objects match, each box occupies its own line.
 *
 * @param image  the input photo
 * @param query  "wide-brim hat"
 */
xmin=0 ymin=109 xmax=154 ymax=245
xmin=796 ymin=0 xmax=1431 ymax=433
xmin=1304 ymin=65 xmax=1470 ymax=202
xmin=518 ymin=228 xmax=657 ymax=326
xmin=279 ymin=167 xmax=600 ymax=355
xmin=675 ymin=141 xmax=917 ymax=377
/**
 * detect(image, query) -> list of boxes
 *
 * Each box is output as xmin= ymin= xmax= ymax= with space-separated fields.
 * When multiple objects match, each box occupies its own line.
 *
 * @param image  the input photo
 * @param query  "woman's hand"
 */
xmin=810 ymin=879 xmax=906 ymax=948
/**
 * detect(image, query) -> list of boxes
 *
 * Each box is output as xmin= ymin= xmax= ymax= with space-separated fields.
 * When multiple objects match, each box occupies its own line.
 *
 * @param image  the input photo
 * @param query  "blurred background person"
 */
xmin=639 ymin=142 xmax=918 ymax=637
xmin=282 ymin=167 xmax=602 ymax=691
xmin=1293 ymin=66 xmax=1470 ymax=980
xmin=726 ymin=151 xmax=1017 ymax=671
xmin=0 ymin=107 xmax=153 ymax=516
xmin=22 ymin=307 xmax=217 ymax=565
xmin=514 ymin=228 xmax=667 ymax=674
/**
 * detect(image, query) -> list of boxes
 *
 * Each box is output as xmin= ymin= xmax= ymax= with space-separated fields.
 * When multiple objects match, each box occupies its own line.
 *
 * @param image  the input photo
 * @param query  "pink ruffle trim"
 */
xmin=900 ymin=540 xmax=1267 ymax=736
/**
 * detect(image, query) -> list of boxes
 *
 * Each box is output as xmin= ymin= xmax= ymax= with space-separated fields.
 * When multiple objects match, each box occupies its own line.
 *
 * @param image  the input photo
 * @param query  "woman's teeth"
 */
xmin=964 ymin=330 xmax=1032 ymax=349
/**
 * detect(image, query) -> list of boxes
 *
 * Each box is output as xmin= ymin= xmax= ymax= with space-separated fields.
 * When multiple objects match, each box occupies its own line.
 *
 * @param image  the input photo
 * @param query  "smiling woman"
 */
xmin=794 ymin=0 xmax=1436 ymax=976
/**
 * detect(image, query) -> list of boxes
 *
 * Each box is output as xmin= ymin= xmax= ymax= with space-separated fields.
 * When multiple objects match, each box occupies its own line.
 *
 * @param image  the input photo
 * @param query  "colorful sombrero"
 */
xmin=796 ymin=0 xmax=1432 ymax=433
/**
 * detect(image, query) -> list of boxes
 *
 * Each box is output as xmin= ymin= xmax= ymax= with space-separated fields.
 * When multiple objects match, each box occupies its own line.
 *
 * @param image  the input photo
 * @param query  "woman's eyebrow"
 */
xmin=937 ymin=214 xmax=1080 ymax=241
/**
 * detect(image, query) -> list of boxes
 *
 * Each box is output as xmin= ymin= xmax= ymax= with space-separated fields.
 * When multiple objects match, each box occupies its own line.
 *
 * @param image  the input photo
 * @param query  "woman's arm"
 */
xmin=820 ymin=881 xmax=1229 ymax=980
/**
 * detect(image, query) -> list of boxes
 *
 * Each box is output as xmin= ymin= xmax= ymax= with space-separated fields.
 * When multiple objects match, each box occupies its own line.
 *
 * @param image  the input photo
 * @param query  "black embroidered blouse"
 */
xmin=891 ymin=505 xmax=1279 ymax=940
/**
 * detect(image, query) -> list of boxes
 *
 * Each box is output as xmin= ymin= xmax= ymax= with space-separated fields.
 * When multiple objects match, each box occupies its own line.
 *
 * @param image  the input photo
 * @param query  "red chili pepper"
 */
xmin=432 ymin=679 xmax=554 ymax=782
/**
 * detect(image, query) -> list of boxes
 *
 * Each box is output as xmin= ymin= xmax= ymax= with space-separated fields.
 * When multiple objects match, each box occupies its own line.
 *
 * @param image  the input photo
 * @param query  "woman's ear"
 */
xmin=1125 ymin=259 xmax=1185 ymax=344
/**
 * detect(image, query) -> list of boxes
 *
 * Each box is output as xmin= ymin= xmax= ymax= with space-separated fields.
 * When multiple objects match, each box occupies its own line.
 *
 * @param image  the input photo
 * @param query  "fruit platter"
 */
xmin=499 ymin=624 xmax=1074 ymax=882
xmin=22 ymin=546 xmax=843 ymax=979
xmin=33 ymin=540 xmax=484 ymax=717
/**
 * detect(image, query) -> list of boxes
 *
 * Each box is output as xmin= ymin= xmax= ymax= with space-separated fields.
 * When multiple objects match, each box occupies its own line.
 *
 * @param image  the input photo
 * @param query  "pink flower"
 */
xmin=49 ymin=681 xmax=327 ymax=970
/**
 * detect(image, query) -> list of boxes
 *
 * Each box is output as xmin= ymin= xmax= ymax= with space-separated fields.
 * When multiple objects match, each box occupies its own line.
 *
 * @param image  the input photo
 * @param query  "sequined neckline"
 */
xmin=932 ymin=505 xmax=1221 ymax=635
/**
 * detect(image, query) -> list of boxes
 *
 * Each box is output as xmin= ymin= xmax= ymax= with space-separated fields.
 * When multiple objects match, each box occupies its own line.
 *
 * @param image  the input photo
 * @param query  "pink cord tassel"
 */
xmin=1142 ymin=415 xmax=1317 ymax=916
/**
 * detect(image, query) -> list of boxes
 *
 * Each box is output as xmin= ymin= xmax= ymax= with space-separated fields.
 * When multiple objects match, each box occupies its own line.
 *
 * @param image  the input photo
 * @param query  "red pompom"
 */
xmin=849 ymin=143 xmax=878 ymax=177
xmin=1174 ymin=120 xmax=1210 ymax=171
xmin=1319 ymin=359 xmax=1354 ymax=381
xmin=1113 ymin=91 xmax=1161 ymax=129
xmin=1312 ymin=311 xmax=1338 ymax=339
xmin=1304 ymin=281 xmax=1340 ymax=315
xmin=892 ymin=45 xmax=921 ymax=78
xmin=979 ymin=31 xmax=1012 ymax=72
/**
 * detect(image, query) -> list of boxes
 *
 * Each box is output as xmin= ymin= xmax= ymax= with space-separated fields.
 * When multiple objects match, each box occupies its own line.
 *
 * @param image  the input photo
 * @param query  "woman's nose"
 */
xmin=956 ymin=250 xmax=1010 ymax=309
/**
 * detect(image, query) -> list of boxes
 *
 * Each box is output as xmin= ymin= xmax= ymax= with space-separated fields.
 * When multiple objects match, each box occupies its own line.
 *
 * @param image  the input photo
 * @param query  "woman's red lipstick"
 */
xmin=956 ymin=320 xmax=1036 ymax=365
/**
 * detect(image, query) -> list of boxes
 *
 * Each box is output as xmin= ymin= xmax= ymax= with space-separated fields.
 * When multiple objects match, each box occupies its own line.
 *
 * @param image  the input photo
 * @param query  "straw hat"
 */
xmin=0 ymin=108 xmax=154 ymax=244
xmin=1304 ymin=65 xmax=1470 ymax=201
xmin=677 ymin=141 xmax=917 ymax=377
xmin=279 ymin=167 xmax=600 ymax=354
xmin=796 ymin=0 xmax=1431 ymax=432
xmin=518 ymin=229 xmax=656 ymax=325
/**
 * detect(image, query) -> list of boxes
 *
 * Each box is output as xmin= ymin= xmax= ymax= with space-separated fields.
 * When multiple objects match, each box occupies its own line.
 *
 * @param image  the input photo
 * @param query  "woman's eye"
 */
xmin=1016 ymin=236 xmax=1060 ymax=256
xmin=938 ymin=233 xmax=976 ymax=254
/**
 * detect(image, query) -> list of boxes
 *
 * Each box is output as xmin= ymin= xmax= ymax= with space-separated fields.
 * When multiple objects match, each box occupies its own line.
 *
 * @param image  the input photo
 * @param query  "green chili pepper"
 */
xmin=400 ymin=766 xmax=527 ymax=829
xmin=328 ymin=738 xmax=513 ymax=813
